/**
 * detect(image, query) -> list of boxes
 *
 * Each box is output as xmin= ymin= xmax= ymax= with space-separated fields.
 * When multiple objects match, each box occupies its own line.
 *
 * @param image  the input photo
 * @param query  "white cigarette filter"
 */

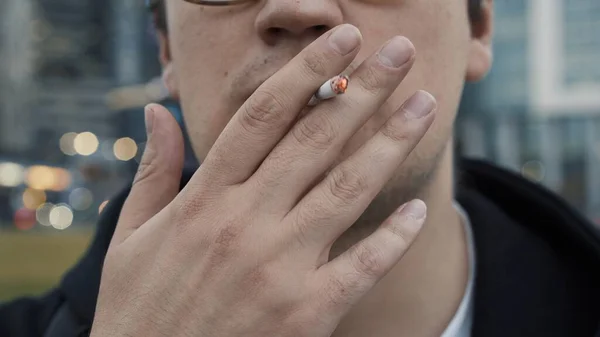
xmin=308 ymin=75 xmax=350 ymax=106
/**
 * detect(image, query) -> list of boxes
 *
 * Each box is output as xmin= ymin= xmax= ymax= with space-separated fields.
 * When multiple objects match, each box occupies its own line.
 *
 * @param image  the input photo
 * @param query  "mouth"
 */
xmin=234 ymin=61 xmax=358 ymax=105
xmin=231 ymin=54 xmax=291 ymax=104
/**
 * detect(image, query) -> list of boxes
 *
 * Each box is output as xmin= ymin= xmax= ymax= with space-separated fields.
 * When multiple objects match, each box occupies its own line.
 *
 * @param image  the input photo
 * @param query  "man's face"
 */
xmin=163 ymin=0 xmax=492 ymax=211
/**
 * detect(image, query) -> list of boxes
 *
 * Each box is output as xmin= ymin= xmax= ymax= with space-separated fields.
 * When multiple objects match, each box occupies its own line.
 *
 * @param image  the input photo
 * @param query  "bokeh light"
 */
xmin=113 ymin=137 xmax=138 ymax=161
xmin=69 ymin=188 xmax=94 ymax=211
xmin=36 ymin=203 xmax=54 ymax=226
xmin=14 ymin=208 xmax=36 ymax=231
xmin=59 ymin=132 xmax=78 ymax=156
xmin=0 ymin=162 xmax=25 ymax=187
xmin=25 ymin=166 xmax=72 ymax=191
xmin=49 ymin=204 xmax=74 ymax=230
xmin=22 ymin=188 xmax=47 ymax=210
xmin=74 ymin=132 xmax=99 ymax=156
xmin=52 ymin=168 xmax=72 ymax=191
xmin=25 ymin=166 xmax=55 ymax=190
xmin=521 ymin=160 xmax=546 ymax=182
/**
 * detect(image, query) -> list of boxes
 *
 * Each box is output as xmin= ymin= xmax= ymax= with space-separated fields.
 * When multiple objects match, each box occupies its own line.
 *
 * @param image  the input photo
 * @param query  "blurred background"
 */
xmin=0 ymin=0 xmax=599 ymax=302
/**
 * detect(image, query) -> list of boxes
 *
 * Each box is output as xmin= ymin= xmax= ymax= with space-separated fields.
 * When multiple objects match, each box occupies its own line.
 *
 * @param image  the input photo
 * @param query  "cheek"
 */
xmin=169 ymin=8 xmax=256 ymax=160
xmin=176 ymin=62 xmax=233 ymax=160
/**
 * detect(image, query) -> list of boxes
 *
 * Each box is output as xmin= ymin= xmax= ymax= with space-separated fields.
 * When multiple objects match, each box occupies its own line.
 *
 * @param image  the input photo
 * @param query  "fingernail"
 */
xmin=399 ymin=199 xmax=427 ymax=220
xmin=329 ymin=24 xmax=362 ymax=56
xmin=144 ymin=105 xmax=155 ymax=136
xmin=378 ymin=36 xmax=414 ymax=68
xmin=403 ymin=91 xmax=436 ymax=119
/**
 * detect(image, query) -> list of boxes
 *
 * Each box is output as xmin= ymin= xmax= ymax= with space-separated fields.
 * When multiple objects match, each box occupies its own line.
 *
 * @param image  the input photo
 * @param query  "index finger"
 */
xmin=198 ymin=24 xmax=362 ymax=187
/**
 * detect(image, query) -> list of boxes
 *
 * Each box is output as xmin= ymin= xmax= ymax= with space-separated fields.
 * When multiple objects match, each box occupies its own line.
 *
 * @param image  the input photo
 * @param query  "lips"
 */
xmin=233 ymin=56 xmax=358 ymax=107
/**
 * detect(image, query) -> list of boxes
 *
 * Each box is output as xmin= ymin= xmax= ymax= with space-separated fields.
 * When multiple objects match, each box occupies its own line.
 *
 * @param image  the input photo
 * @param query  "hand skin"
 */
xmin=90 ymin=24 xmax=436 ymax=337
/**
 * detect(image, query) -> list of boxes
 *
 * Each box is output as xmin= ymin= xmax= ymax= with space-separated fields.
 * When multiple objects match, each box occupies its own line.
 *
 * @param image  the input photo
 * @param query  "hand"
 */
xmin=90 ymin=24 xmax=436 ymax=337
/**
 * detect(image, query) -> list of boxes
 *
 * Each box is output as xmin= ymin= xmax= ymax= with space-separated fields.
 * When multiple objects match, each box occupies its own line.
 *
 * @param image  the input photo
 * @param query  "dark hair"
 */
xmin=468 ymin=0 xmax=483 ymax=22
xmin=151 ymin=0 xmax=483 ymax=32
xmin=150 ymin=0 xmax=168 ymax=32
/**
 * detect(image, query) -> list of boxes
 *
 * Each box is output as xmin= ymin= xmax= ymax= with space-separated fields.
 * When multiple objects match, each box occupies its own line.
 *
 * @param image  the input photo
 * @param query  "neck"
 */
xmin=332 ymin=141 xmax=469 ymax=337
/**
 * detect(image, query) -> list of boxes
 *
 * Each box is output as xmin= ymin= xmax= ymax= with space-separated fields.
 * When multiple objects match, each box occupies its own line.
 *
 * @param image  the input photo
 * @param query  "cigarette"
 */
xmin=308 ymin=75 xmax=349 ymax=106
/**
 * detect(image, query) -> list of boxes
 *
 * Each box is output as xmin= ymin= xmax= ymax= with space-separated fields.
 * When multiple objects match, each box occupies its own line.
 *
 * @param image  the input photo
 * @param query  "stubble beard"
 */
xmin=329 ymin=147 xmax=446 ymax=259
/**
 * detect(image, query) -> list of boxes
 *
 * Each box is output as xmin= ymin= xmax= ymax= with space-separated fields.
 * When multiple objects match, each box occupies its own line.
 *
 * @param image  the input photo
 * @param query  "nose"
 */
xmin=256 ymin=0 xmax=343 ymax=45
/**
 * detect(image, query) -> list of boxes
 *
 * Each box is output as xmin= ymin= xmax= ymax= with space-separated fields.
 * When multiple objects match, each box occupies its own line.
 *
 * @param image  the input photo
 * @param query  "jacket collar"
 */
xmin=458 ymin=159 xmax=600 ymax=336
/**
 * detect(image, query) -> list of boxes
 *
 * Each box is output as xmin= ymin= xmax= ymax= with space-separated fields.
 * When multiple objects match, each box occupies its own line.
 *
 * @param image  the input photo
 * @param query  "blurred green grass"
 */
xmin=0 ymin=231 xmax=92 ymax=302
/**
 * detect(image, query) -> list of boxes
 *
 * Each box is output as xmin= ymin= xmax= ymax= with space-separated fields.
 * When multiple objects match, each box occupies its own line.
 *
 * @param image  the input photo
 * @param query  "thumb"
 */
xmin=113 ymin=103 xmax=185 ymax=244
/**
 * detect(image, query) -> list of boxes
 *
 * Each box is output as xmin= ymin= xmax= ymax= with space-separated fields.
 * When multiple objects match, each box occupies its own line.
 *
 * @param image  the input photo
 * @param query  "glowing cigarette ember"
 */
xmin=308 ymin=75 xmax=349 ymax=106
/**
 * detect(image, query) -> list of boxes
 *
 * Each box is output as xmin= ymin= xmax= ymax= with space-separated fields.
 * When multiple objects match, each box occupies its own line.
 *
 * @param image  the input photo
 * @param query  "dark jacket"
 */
xmin=2 ymin=159 xmax=600 ymax=337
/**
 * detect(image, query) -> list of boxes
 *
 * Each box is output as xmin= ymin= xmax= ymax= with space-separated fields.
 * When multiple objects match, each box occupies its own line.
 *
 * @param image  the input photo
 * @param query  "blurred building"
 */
xmin=0 ymin=0 xmax=159 ymax=152
xmin=459 ymin=0 xmax=600 ymax=221
xmin=461 ymin=0 xmax=600 ymax=115
xmin=0 ymin=0 xmax=36 ymax=155
xmin=0 ymin=0 xmax=162 ymax=228
xmin=562 ymin=1 xmax=600 ymax=88
xmin=461 ymin=0 xmax=529 ymax=115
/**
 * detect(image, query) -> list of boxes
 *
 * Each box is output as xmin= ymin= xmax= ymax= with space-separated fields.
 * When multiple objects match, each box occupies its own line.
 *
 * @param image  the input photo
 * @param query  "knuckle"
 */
xmin=241 ymin=90 xmax=289 ymax=132
xmin=169 ymin=201 xmax=208 ymax=244
xmin=290 ymin=206 xmax=323 ymax=247
xmin=133 ymin=148 xmax=159 ymax=186
xmin=351 ymin=244 xmax=385 ymax=278
xmin=383 ymin=223 xmax=412 ymax=248
xmin=301 ymin=49 xmax=329 ymax=79
xmin=255 ymin=150 xmax=296 ymax=190
xmin=319 ymin=276 xmax=354 ymax=311
xmin=380 ymin=113 xmax=412 ymax=143
xmin=356 ymin=66 xmax=386 ymax=96
xmin=172 ymin=193 xmax=207 ymax=224
xmin=210 ymin=222 xmax=243 ymax=259
xmin=241 ymin=264 xmax=269 ymax=292
xmin=214 ymin=223 xmax=242 ymax=247
xmin=291 ymin=114 xmax=337 ymax=151
xmin=197 ymin=222 xmax=244 ymax=270
xmin=326 ymin=166 xmax=368 ymax=205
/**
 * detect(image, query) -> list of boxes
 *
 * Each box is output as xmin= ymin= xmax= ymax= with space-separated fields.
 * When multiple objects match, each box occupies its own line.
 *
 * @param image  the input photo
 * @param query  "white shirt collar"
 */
xmin=440 ymin=202 xmax=476 ymax=337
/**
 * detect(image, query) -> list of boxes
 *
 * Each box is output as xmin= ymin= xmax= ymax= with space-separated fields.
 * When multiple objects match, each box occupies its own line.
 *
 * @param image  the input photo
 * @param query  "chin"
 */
xmin=358 ymin=141 xmax=449 ymax=231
